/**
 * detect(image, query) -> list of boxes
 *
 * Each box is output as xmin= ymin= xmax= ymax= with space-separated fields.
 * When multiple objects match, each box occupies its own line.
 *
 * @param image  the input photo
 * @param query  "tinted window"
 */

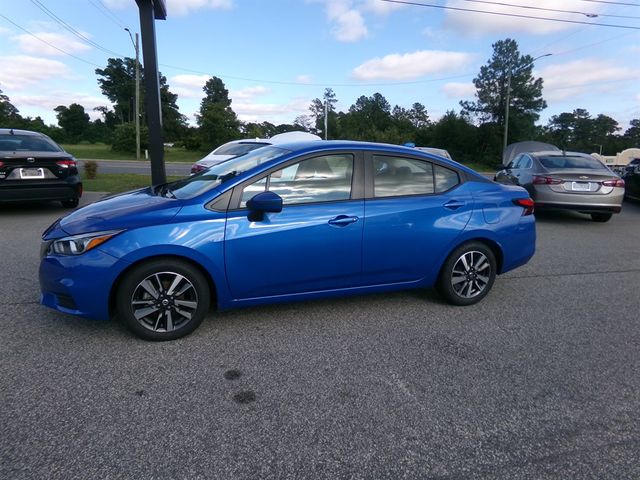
xmin=241 ymin=154 xmax=353 ymax=207
xmin=520 ymin=156 xmax=533 ymax=169
xmin=434 ymin=165 xmax=460 ymax=192
xmin=374 ymin=156 xmax=434 ymax=197
xmin=539 ymin=155 xmax=608 ymax=170
xmin=0 ymin=134 xmax=62 ymax=152
xmin=170 ymin=146 xmax=289 ymax=199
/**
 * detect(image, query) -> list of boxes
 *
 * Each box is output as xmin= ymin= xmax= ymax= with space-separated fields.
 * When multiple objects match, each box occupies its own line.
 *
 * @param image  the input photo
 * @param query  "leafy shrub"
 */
xmin=83 ymin=160 xmax=98 ymax=179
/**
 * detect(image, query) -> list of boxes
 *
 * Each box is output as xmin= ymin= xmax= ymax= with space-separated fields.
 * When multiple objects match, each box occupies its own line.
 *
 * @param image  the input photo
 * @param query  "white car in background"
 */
xmin=190 ymin=131 xmax=322 ymax=174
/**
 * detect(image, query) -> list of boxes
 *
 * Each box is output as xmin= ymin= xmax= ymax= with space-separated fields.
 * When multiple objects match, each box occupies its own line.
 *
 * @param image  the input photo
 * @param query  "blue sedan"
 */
xmin=40 ymin=141 xmax=536 ymax=340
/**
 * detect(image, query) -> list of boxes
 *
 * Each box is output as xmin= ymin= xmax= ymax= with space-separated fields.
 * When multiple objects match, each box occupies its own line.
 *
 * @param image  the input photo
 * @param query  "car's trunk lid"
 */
xmin=0 ymin=151 xmax=78 ymax=181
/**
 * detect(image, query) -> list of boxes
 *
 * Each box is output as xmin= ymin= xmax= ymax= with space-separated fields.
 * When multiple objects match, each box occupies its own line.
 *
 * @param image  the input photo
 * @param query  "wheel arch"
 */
xmin=439 ymin=237 xmax=505 ymax=278
xmin=108 ymin=254 xmax=218 ymax=319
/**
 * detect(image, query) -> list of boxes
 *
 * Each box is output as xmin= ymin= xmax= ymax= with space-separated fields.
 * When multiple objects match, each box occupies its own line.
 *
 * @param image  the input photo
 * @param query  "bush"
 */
xmin=84 ymin=160 xmax=98 ymax=179
xmin=111 ymin=122 xmax=149 ymax=154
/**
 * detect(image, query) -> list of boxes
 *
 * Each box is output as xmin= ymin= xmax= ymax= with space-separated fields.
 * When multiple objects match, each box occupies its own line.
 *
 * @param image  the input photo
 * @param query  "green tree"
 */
xmin=54 ymin=103 xmax=90 ymax=143
xmin=95 ymin=57 xmax=186 ymax=142
xmin=430 ymin=111 xmax=481 ymax=163
xmin=196 ymin=76 xmax=241 ymax=151
xmin=0 ymin=88 xmax=22 ymax=126
xmin=461 ymin=38 xmax=547 ymax=150
xmin=624 ymin=119 xmax=640 ymax=147
xmin=341 ymin=92 xmax=392 ymax=141
xmin=309 ymin=88 xmax=339 ymax=138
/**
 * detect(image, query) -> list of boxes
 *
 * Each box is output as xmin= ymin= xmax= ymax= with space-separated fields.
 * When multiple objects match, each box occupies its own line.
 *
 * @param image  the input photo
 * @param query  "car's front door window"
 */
xmin=240 ymin=154 xmax=353 ymax=207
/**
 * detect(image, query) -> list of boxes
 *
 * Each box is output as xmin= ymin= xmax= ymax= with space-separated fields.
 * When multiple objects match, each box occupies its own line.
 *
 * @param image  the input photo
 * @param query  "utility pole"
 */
xmin=503 ymin=53 xmax=552 ymax=156
xmin=135 ymin=0 xmax=167 ymax=186
xmin=324 ymin=99 xmax=328 ymax=140
xmin=125 ymin=28 xmax=141 ymax=161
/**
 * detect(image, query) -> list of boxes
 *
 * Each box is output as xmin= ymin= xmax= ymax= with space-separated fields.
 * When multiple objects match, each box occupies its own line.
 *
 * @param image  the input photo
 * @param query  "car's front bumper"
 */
xmin=39 ymin=247 xmax=129 ymax=320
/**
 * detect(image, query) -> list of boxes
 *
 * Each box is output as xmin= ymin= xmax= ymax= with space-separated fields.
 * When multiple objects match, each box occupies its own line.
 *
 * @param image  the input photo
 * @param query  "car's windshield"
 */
xmin=0 ymin=134 xmax=62 ymax=152
xmin=213 ymin=142 xmax=270 ymax=156
xmin=168 ymin=145 xmax=290 ymax=199
xmin=539 ymin=155 xmax=608 ymax=170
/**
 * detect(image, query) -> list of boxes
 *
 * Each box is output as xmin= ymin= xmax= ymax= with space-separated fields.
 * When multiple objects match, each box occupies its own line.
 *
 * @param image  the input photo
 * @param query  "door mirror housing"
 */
xmin=246 ymin=191 xmax=283 ymax=221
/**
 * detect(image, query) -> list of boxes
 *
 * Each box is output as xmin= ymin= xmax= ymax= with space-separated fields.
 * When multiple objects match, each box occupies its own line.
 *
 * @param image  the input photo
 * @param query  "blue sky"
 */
xmin=1 ymin=0 xmax=639 ymax=132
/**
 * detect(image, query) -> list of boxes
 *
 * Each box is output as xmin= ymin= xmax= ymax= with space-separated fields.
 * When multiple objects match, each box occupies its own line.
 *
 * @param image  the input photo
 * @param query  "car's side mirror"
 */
xmin=246 ymin=191 xmax=283 ymax=222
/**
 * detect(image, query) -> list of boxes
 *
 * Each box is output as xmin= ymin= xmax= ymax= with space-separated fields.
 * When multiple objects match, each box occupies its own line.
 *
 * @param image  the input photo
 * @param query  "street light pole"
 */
xmin=503 ymin=53 xmax=552 ymax=155
xmin=125 ymin=28 xmax=141 ymax=161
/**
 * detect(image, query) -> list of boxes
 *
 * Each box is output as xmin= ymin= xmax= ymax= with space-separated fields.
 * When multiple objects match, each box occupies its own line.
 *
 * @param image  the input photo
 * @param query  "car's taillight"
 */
xmin=191 ymin=164 xmax=206 ymax=174
xmin=0 ymin=161 xmax=4 ymax=167
xmin=532 ymin=175 xmax=563 ymax=185
xmin=56 ymin=159 xmax=77 ymax=168
xmin=602 ymin=179 xmax=625 ymax=187
xmin=513 ymin=198 xmax=535 ymax=216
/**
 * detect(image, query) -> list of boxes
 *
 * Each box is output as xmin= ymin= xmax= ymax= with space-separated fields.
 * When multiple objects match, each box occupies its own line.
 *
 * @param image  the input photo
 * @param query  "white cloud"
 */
xmin=539 ymin=59 xmax=640 ymax=101
xmin=11 ymin=92 xmax=107 ymax=121
xmin=104 ymin=0 xmax=233 ymax=15
xmin=352 ymin=50 xmax=474 ymax=81
xmin=296 ymin=74 xmax=313 ymax=84
xmin=13 ymin=32 xmax=91 ymax=56
xmin=231 ymin=86 xmax=270 ymax=101
xmin=440 ymin=82 xmax=475 ymax=99
xmin=0 ymin=56 xmax=70 ymax=90
xmin=0 ymin=27 xmax=12 ymax=36
xmin=324 ymin=0 xmax=368 ymax=42
xmin=444 ymin=0 xmax=605 ymax=35
xmin=361 ymin=0 xmax=404 ymax=15
xmin=233 ymin=98 xmax=311 ymax=123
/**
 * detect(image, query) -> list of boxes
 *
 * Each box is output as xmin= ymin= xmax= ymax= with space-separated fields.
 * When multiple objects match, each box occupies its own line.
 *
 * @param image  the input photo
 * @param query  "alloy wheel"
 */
xmin=130 ymin=271 xmax=199 ymax=332
xmin=450 ymin=250 xmax=492 ymax=299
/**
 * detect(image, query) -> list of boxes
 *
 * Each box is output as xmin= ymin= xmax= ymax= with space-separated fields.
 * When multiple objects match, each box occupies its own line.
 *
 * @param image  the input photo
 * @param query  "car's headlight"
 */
xmin=49 ymin=230 xmax=123 ymax=256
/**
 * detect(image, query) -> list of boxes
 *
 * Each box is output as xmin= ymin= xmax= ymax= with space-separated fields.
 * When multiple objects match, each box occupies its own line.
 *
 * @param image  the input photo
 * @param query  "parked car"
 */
xmin=623 ymin=158 xmax=640 ymax=202
xmin=40 ymin=140 xmax=536 ymax=341
xmin=0 ymin=128 xmax=82 ymax=208
xmin=494 ymin=150 xmax=624 ymax=222
xmin=190 ymin=131 xmax=322 ymax=174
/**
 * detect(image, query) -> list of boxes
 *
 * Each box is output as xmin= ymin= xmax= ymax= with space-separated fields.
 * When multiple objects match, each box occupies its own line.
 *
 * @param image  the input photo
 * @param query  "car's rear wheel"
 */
xmin=591 ymin=212 xmax=612 ymax=222
xmin=116 ymin=259 xmax=210 ymax=341
xmin=61 ymin=198 xmax=79 ymax=208
xmin=437 ymin=242 xmax=497 ymax=306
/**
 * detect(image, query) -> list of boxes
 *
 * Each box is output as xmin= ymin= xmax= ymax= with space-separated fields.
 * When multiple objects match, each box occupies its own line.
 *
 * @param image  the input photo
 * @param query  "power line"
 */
xmin=30 ymin=0 xmax=126 ymax=58
xmin=87 ymin=0 xmax=129 ymax=29
xmin=463 ymin=0 xmax=640 ymax=19
xmin=380 ymin=0 xmax=640 ymax=29
xmin=0 ymin=13 xmax=102 ymax=67
xmin=577 ymin=0 xmax=640 ymax=7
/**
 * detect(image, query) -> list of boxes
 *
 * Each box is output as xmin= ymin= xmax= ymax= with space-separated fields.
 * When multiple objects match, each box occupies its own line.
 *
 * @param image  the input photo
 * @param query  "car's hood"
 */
xmin=51 ymin=188 xmax=182 ymax=237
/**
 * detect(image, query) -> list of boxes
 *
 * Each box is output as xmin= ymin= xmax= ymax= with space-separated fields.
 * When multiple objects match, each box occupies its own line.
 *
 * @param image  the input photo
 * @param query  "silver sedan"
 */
xmin=494 ymin=151 xmax=624 ymax=222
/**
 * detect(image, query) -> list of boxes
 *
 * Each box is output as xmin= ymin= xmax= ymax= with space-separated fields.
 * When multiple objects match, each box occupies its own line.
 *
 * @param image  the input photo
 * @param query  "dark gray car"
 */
xmin=494 ymin=151 xmax=624 ymax=222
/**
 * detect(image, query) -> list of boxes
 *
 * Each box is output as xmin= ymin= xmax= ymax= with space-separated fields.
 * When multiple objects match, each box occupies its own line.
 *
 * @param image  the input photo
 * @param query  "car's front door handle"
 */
xmin=328 ymin=215 xmax=359 ymax=227
xmin=443 ymin=200 xmax=465 ymax=210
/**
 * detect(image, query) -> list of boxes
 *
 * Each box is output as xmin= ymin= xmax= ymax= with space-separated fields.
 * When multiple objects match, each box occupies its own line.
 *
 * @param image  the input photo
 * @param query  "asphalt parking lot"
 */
xmin=1 ymin=193 xmax=639 ymax=479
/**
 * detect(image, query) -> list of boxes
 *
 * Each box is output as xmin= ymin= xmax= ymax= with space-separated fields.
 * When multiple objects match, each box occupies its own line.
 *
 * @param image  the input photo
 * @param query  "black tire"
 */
xmin=437 ymin=241 xmax=497 ymax=306
xmin=116 ymin=258 xmax=211 ymax=341
xmin=61 ymin=198 xmax=79 ymax=208
xmin=591 ymin=212 xmax=612 ymax=222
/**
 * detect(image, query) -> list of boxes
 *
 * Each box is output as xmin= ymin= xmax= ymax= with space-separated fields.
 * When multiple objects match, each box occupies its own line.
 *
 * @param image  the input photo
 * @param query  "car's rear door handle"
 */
xmin=328 ymin=215 xmax=359 ymax=227
xmin=443 ymin=200 xmax=465 ymax=210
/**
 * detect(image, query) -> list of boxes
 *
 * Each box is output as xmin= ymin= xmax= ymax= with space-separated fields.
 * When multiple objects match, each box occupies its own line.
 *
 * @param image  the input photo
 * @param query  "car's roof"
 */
xmin=271 ymin=140 xmax=481 ymax=177
xmin=0 ymin=128 xmax=44 ymax=137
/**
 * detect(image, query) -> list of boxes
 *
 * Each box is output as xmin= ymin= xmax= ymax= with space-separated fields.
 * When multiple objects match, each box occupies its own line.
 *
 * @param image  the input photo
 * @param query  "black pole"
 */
xmin=135 ymin=0 xmax=167 ymax=186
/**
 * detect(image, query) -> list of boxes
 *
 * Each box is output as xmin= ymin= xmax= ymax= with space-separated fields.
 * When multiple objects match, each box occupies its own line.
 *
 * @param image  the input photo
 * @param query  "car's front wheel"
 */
xmin=437 ymin=242 xmax=497 ymax=306
xmin=116 ymin=259 xmax=211 ymax=341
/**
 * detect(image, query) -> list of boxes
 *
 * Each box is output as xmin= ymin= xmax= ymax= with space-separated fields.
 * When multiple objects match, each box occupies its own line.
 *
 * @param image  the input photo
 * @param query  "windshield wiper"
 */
xmin=219 ymin=170 xmax=238 ymax=183
xmin=153 ymin=183 xmax=176 ymax=198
